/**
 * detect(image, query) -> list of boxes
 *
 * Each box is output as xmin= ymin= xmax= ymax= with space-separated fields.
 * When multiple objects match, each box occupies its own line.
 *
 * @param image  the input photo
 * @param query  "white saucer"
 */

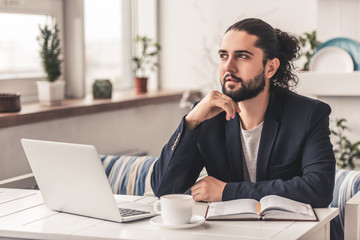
xmin=149 ymin=215 xmax=205 ymax=229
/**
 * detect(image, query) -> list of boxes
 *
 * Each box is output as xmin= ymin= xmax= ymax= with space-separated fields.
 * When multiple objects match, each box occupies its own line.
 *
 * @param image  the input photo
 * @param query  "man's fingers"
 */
xmin=191 ymin=187 xmax=208 ymax=202
xmin=235 ymin=102 xmax=241 ymax=113
xmin=186 ymin=90 xmax=241 ymax=130
xmin=217 ymin=98 xmax=238 ymax=121
xmin=192 ymin=192 xmax=202 ymax=202
xmin=193 ymin=193 xmax=207 ymax=202
xmin=205 ymin=90 xmax=240 ymax=120
xmin=191 ymin=176 xmax=226 ymax=202
xmin=191 ymin=180 xmax=205 ymax=199
xmin=190 ymin=185 xmax=201 ymax=199
xmin=190 ymin=181 xmax=201 ymax=194
xmin=218 ymin=92 xmax=240 ymax=119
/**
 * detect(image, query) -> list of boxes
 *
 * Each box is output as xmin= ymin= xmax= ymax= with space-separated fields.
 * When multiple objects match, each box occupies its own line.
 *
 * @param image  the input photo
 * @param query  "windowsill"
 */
xmin=0 ymin=90 xmax=201 ymax=128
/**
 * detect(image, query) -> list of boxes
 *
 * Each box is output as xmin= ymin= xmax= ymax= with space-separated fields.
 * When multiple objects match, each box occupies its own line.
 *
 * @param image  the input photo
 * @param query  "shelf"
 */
xmin=296 ymin=72 xmax=360 ymax=97
xmin=0 ymin=90 xmax=201 ymax=128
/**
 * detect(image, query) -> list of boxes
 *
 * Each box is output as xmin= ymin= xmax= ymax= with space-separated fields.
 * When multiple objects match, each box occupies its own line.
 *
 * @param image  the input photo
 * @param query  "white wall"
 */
xmin=317 ymin=0 xmax=360 ymax=43
xmin=158 ymin=0 xmax=317 ymax=92
xmin=314 ymin=0 xmax=360 ymax=144
xmin=158 ymin=0 xmax=360 ymax=149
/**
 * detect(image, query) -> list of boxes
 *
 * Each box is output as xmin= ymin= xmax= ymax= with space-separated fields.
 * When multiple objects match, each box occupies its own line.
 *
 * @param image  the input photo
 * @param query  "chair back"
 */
xmin=331 ymin=169 xmax=360 ymax=240
xmin=101 ymin=155 xmax=158 ymax=196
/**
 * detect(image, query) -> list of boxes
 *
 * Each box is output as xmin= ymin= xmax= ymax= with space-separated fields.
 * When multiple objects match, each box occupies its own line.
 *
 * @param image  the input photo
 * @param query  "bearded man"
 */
xmin=151 ymin=18 xmax=335 ymax=208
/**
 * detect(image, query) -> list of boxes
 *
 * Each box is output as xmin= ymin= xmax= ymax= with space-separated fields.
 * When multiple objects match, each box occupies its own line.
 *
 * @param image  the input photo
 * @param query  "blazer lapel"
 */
xmin=225 ymin=114 xmax=244 ymax=181
xmin=256 ymin=91 xmax=283 ymax=181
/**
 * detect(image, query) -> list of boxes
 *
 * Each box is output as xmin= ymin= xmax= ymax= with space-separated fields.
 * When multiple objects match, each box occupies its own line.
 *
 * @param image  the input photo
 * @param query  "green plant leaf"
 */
xmin=331 ymin=118 xmax=360 ymax=169
xmin=132 ymin=35 xmax=161 ymax=76
xmin=38 ymin=23 xmax=62 ymax=82
xmin=297 ymin=30 xmax=321 ymax=71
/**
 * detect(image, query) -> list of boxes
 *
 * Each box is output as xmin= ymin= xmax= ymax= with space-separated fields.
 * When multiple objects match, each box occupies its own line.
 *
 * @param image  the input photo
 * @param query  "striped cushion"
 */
xmin=330 ymin=169 xmax=360 ymax=240
xmin=101 ymin=155 xmax=158 ymax=196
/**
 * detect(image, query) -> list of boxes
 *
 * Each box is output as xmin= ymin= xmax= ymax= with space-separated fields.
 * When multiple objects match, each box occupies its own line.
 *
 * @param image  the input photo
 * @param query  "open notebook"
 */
xmin=206 ymin=195 xmax=317 ymax=221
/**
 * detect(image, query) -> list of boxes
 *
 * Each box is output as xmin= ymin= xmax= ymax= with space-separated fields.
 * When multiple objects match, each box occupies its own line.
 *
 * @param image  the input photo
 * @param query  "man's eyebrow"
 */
xmin=218 ymin=49 xmax=254 ymax=55
xmin=234 ymin=50 xmax=254 ymax=55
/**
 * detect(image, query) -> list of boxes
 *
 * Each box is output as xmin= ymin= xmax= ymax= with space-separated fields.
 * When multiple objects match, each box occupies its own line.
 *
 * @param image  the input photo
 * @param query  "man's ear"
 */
xmin=265 ymin=58 xmax=280 ymax=79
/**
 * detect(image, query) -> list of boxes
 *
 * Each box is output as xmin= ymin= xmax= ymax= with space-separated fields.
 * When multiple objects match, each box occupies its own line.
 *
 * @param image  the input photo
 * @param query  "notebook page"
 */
xmin=260 ymin=195 xmax=310 ymax=215
xmin=207 ymin=199 xmax=258 ymax=217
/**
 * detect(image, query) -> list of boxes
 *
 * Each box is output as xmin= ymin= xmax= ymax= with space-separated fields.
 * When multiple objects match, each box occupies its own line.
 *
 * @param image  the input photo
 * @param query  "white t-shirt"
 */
xmin=240 ymin=120 xmax=264 ymax=183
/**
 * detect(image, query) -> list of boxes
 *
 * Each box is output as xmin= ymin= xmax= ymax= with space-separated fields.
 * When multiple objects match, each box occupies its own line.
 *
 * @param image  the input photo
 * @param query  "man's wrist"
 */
xmin=185 ymin=115 xmax=201 ymax=131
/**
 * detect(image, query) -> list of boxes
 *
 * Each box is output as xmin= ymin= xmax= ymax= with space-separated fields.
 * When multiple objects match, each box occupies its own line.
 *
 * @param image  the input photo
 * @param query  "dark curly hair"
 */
xmin=225 ymin=18 xmax=300 ymax=90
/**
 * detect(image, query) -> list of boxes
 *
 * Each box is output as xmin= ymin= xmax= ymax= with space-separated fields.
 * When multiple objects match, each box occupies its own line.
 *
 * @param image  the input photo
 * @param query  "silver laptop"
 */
xmin=21 ymin=138 xmax=157 ymax=222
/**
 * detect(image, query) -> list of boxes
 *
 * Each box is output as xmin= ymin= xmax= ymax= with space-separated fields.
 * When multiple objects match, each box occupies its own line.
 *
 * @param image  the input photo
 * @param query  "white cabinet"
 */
xmin=296 ymin=72 xmax=360 ymax=97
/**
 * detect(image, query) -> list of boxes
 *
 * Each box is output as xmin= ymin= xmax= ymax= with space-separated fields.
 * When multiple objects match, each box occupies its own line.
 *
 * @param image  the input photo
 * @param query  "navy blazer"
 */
xmin=151 ymin=89 xmax=336 ymax=207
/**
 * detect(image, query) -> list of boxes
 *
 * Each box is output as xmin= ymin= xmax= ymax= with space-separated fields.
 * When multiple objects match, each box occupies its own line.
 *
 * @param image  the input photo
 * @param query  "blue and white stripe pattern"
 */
xmin=101 ymin=155 xmax=158 ymax=196
xmin=330 ymin=169 xmax=360 ymax=240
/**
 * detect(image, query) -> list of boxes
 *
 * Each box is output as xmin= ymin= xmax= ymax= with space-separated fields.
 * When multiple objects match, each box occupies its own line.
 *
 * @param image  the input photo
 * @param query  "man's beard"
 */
xmin=221 ymin=70 xmax=266 ymax=102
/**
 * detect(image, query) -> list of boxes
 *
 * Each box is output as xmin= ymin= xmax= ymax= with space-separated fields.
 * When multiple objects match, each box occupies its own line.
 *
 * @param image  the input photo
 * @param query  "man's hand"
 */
xmin=190 ymin=176 xmax=226 ymax=202
xmin=185 ymin=90 xmax=240 ymax=131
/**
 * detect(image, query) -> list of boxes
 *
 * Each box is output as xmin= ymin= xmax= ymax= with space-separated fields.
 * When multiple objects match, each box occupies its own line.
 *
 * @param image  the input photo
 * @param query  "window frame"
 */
xmin=0 ymin=0 xmax=158 ymax=102
xmin=0 ymin=0 xmax=64 ymax=102
xmin=83 ymin=0 xmax=133 ymax=93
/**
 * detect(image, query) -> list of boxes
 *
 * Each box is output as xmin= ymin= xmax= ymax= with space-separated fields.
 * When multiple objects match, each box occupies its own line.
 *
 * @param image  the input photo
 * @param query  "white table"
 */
xmin=0 ymin=188 xmax=338 ymax=240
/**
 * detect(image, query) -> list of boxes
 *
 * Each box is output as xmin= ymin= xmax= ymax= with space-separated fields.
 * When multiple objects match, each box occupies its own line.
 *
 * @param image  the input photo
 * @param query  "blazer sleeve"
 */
xmin=151 ymin=116 xmax=205 ymax=197
xmin=223 ymin=102 xmax=336 ymax=208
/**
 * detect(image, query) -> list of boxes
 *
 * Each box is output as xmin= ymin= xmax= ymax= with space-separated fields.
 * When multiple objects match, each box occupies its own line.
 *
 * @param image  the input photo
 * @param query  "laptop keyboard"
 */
xmin=119 ymin=208 xmax=151 ymax=217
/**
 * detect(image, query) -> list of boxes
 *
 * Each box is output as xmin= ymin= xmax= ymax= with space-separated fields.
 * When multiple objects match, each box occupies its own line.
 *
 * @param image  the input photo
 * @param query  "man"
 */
xmin=151 ymin=18 xmax=335 ymax=208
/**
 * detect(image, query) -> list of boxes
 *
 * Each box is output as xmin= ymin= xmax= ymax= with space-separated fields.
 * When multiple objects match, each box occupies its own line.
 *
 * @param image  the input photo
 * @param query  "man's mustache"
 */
xmin=224 ymin=73 xmax=243 ymax=83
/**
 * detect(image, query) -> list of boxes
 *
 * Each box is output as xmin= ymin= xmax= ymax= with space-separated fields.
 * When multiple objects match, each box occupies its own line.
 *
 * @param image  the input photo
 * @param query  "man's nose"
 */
xmin=224 ymin=58 xmax=237 ymax=73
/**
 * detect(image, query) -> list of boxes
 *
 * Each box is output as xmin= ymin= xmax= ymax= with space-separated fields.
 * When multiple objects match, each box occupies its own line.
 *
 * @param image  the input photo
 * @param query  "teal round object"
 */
xmin=314 ymin=37 xmax=360 ymax=70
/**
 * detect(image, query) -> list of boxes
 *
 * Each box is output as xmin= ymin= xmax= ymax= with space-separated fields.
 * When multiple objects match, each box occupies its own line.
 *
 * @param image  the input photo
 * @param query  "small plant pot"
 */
xmin=93 ymin=79 xmax=112 ymax=99
xmin=0 ymin=93 xmax=21 ymax=112
xmin=36 ymin=80 xmax=65 ymax=106
xmin=135 ymin=77 xmax=148 ymax=94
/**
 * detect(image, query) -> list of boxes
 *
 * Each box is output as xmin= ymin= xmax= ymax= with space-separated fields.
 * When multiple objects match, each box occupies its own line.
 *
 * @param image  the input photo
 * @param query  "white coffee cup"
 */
xmin=153 ymin=194 xmax=195 ymax=225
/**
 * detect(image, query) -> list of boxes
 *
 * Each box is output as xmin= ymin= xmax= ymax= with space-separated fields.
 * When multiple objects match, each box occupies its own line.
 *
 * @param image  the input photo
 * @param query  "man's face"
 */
xmin=218 ymin=30 xmax=267 ymax=102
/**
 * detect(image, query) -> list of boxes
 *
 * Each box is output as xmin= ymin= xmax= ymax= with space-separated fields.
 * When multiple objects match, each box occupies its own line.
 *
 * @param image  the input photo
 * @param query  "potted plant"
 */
xmin=298 ymin=30 xmax=322 ymax=71
xmin=36 ymin=23 xmax=65 ymax=106
xmin=132 ymin=35 xmax=161 ymax=94
xmin=331 ymin=118 xmax=360 ymax=169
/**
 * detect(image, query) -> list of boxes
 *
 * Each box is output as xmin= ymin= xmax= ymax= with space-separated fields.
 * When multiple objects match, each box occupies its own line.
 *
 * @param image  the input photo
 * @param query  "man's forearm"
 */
xmin=184 ymin=114 xmax=201 ymax=131
xmin=151 ymin=117 xmax=204 ymax=197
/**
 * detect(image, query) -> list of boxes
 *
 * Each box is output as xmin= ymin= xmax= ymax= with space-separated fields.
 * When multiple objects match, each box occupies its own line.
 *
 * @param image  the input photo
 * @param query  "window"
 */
xmin=84 ymin=0 xmax=128 ymax=93
xmin=0 ymin=13 xmax=52 ymax=79
xmin=0 ymin=0 xmax=63 ymax=102
xmin=84 ymin=0 xmax=158 ymax=93
xmin=0 ymin=0 xmax=156 ymax=102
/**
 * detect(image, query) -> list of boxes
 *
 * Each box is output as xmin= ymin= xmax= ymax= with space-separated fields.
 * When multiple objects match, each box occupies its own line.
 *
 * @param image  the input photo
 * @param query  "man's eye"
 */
xmin=219 ymin=54 xmax=228 ymax=59
xmin=236 ymin=54 xmax=248 ymax=59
